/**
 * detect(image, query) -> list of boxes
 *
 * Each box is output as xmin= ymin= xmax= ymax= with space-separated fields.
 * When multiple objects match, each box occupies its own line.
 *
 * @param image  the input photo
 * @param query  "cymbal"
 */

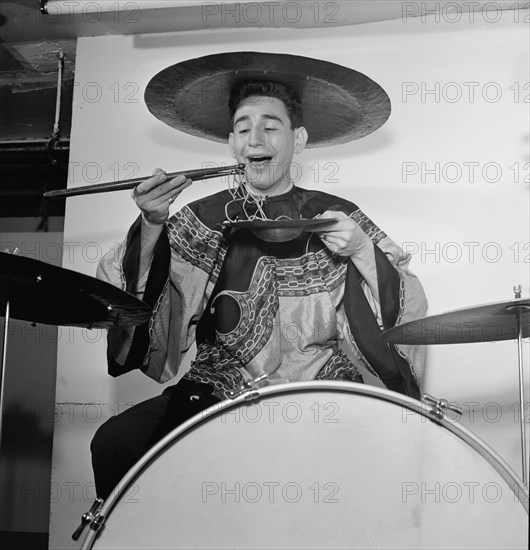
xmin=224 ymin=218 xmax=338 ymax=242
xmin=0 ymin=252 xmax=151 ymax=328
xmin=144 ymin=52 xmax=391 ymax=148
xmin=382 ymin=298 xmax=530 ymax=345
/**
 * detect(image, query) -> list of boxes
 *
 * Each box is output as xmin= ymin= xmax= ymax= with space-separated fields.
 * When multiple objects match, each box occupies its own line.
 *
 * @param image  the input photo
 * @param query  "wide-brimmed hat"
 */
xmin=144 ymin=51 xmax=391 ymax=148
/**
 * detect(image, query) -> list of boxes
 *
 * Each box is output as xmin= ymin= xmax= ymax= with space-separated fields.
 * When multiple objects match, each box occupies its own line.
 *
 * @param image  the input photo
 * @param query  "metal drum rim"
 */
xmin=80 ymin=380 xmax=529 ymax=549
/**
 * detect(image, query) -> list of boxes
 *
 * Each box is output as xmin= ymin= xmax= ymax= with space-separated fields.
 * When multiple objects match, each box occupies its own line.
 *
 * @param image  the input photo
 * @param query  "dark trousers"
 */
xmin=90 ymin=379 xmax=219 ymax=500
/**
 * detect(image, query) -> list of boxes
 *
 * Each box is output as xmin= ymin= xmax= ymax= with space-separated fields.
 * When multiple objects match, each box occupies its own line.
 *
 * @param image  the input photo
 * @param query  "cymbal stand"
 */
xmin=0 ymin=248 xmax=18 ymax=472
xmin=0 ymin=298 xmax=8 ymax=450
xmin=507 ymin=285 xmax=529 ymax=487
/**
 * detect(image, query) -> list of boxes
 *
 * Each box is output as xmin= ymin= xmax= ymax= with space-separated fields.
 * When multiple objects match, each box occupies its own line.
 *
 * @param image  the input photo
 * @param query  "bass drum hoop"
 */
xmin=81 ymin=381 xmax=529 ymax=549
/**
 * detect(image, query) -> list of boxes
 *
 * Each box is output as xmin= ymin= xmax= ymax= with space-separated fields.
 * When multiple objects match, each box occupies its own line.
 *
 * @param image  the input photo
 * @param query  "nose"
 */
xmin=248 ymin=127 xmax=264 ymax=146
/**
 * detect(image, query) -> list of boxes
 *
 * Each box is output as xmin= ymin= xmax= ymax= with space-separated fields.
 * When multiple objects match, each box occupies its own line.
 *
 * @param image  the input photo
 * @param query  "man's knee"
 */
xmin=91 ymin=416 xmax=123 ymax=457
xmin=91 ymin=396 xmax=170 ymax=459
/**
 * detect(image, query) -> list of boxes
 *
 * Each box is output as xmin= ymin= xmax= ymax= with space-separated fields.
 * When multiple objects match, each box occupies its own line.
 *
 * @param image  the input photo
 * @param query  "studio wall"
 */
xmin=49 ymin=15 xmax=529 ymax=549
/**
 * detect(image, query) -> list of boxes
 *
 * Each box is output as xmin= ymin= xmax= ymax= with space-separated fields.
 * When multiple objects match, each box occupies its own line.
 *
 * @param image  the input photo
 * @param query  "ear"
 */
xmin=228 ymin=132 xmax=236 ymax=159
xmin=293 ymin=126 xmax=308 ymax=154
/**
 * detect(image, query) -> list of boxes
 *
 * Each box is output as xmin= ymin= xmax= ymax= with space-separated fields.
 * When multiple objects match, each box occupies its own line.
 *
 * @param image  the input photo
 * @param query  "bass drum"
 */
xmin=81 ymin=382 xmax=528 ymax=549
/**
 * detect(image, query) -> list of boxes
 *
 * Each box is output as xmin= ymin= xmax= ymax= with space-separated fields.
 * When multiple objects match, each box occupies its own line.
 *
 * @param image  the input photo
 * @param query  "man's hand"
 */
xmin=315 ymin=210 xmax=371 ymax=257
xmin=132 ymin=168 xmax=192 ymax=225
xmin=316 ymin=210 xmax=380 ymax=302
xmin=133 ymin=168 xmax=192 ymax=283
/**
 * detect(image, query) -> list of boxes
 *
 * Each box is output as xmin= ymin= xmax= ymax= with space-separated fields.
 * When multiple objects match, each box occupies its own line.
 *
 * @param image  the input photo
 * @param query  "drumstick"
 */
xmin=43 ymin=163 xmax=246 ymax=200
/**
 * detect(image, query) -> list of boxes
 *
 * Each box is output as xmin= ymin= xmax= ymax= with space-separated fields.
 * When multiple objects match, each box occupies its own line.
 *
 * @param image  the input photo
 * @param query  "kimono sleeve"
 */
xmin=96 ymin=213 xmax=214 ymax=383
xmin=348 ymin=208 xmax=428 ymax=387
xmin=371 ymin=233 xmax=428 ymax=384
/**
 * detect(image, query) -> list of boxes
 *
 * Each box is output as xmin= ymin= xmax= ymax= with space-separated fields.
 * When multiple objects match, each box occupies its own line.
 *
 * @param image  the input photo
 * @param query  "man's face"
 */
xmin=229 ymin=96 xmax=307 ymax=195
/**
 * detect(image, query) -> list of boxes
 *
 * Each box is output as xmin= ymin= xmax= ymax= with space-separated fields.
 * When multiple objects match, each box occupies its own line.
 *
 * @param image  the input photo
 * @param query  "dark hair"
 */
xmin=228 ymin=80 xmax=303 ymax=129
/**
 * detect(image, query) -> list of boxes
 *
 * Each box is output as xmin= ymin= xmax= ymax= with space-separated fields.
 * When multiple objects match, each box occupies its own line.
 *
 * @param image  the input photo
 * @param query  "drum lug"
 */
xmin=242 ymin=389 xmax=260 ymax=401
xmin=228 ymin=373 xmax=268 ymax=400
xmin=71 ymin=497 xmax=104 ymax=541
xmin=91 ymin=513 xmax=106 ymax=532
xmin=422 ymin=393 xmax=463 ymax=421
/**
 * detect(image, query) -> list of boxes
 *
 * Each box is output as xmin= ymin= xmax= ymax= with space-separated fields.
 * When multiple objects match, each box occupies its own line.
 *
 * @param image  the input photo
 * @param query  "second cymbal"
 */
xmin=382 ymin=298 xmax=530 ymax=345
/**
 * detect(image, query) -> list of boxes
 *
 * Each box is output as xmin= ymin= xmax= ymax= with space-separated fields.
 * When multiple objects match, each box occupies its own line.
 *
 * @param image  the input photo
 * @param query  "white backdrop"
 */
xmin=50 ymin=15 xmax=529 ymax=549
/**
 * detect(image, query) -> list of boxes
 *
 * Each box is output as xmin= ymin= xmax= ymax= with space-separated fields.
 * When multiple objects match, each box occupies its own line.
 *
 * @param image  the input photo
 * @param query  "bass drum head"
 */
xmin=83 ymin=382 xmax=528 ymax=549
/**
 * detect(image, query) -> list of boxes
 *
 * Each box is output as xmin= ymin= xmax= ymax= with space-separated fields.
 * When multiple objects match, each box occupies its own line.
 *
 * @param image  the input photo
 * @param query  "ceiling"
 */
xmin=0 ymin=0 xmax=523 ymax=217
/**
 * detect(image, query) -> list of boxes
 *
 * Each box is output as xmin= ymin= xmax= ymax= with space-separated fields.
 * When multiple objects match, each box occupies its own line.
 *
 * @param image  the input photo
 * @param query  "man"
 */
xmin=92 ymin=54 xmax=427 ymax=500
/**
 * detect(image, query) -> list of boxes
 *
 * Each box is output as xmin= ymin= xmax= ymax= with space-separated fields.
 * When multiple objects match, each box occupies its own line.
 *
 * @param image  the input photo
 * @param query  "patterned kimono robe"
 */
xmin=97 ymin=186 xmax=427 ymax=400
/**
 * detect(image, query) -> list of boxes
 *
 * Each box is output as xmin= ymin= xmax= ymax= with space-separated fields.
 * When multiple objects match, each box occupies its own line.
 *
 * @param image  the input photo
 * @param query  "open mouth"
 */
xmin=246 ymin=155 xmax=273 ymax=167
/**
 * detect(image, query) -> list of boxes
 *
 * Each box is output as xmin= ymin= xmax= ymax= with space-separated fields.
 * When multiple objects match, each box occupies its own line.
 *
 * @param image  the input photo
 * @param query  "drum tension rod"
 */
xmin=228 ymin=373 xmax=268 ymax=400
xmin=422 ymin=393 xmax=463 ymax=422
xmin=72 ymin=497 xmax=104 ymax=541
